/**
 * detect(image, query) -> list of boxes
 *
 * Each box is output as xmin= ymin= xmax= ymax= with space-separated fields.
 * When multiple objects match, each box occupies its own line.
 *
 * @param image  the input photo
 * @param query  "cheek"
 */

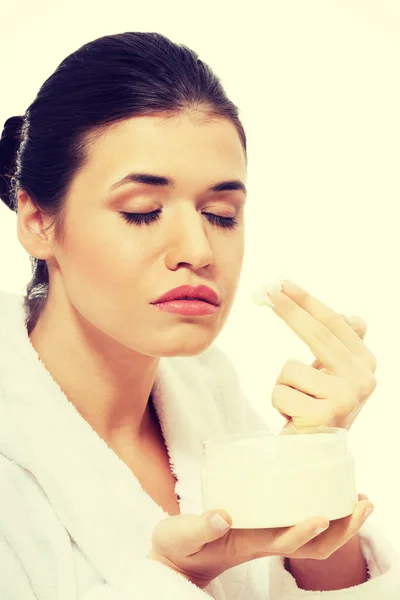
xmin=59 ymin=213 xmax=150 ymax=294
xmin=58 ymin=221 xmax=154 ymax=335
xmin=212 ymin=238 xmax=244 ymax=321
xmin=219 ymin=236 xmax=244 ymax=281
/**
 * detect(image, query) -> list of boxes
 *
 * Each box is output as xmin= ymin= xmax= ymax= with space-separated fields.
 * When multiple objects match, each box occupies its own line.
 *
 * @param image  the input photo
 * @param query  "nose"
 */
xmin=165 ymin=207 xmax=215 ymax=271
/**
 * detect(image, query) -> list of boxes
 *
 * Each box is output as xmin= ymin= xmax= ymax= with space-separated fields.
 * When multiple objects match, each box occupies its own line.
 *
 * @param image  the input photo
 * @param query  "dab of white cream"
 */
xmin=252 ymin=279 xmax=286 ymax=308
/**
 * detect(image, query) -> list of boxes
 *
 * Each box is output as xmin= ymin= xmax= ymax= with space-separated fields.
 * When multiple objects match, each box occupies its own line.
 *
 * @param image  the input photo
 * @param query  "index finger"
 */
xmin=283 ymin=281 xmax=375 ymax=370
xmin=265 ymin=281 xmax=369 ymax=377
xmin=241 ymin=515 xmax=329 ymax=561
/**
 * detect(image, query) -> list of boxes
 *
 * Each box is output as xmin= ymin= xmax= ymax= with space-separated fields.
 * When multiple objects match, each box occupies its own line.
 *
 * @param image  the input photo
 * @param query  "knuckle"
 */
xmin=335 ymin=385 xmax=358 ymax=417
xmin=271 ymin=385 xmax=284 ymax=408
xmin=349 ymin=315 xmax=367 ymax=336
xmin=368 ymin=351 xmax=377 ymax=373
xmin=279 ymin=359 xmax=301 ymax=382
xmin=314 ymin=325 xmax=333 ymax=343
xmin=320 ymin=402 xmax=337 ymax=425
xmin=354 ymin=372 xmax=377 ymax=398
xmin=326 ymin=313 xmax=346 ymax=330
xmin=362 ymin=377 xmax=377 ymax=398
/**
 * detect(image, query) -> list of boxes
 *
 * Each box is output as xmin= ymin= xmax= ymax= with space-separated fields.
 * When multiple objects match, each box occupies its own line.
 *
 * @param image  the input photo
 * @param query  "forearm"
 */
xmin=285 ymin=534 xmax=369 ymax=591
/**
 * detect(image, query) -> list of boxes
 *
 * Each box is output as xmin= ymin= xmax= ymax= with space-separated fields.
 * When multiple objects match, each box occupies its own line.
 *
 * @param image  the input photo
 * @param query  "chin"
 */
xmin=155 ymin=334 xmax=217 ymax=358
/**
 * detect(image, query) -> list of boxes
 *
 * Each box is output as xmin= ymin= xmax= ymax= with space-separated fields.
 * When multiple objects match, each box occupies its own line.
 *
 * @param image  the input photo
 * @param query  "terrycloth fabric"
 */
xmin=0 ymin=288 xmax=399 ymax=600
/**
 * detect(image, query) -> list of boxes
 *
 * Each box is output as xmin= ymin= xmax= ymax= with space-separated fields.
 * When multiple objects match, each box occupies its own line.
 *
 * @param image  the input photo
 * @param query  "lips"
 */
xmin=151 ymin=285 xmax=220 ymax=306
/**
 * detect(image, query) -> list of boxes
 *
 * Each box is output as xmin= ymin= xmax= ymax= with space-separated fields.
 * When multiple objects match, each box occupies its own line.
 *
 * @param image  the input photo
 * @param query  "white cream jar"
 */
xmin=200 ymin=427 xmax=358 ymax=529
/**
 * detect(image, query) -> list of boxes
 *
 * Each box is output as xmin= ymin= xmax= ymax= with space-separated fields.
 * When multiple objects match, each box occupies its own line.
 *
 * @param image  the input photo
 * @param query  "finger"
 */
xmin=263 ymin=517 xmax=330 ymax=557
xmin=283 ymin=284 xmax=375 ymax=371
xmin=311 ymin=357 xmax=331 ymax=372
xmin=311 ymin=315 xmax=366 ymax=370
xmin=276 ymin=359 xmax=341 ymax=398
xmin=267 ymin=281 xmax=376 ymax=374
xmin=357 ymin=493 xmax=370 ymax=502
xmin=274 ymin=360 xmax=359 ymax=427
xmin=342 ymin=315 xmax=367 ymax=341
xmin=266 ymin=290 xmax=358 ymax=379
xmin=292 ymin=496 xmax=374 ymax=560
xmin=313 ymin=496 xmax=374 ymax=556
xmin=272 ymin=384 xmax=336 ymax=428
xmin=152 ymin=510 xmax=232 ymax=559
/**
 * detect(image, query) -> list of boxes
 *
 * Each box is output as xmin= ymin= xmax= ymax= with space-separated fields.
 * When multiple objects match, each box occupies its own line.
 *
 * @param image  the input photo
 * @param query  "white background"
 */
xmin=1 ymin=1 xmax=399 ymax=551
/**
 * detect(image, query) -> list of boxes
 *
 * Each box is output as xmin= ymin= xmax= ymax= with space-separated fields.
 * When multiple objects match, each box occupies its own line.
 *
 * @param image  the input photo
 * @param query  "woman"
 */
xmin=0 ymin=31 xmax=398 ymax=599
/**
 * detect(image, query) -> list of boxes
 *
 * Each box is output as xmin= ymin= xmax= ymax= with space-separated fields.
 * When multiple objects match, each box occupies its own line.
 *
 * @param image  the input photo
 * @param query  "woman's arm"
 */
xmin=285 ymin=534 xmax=369 ymax=591
xmin=268 ymin=521 xmax=400 ymax=599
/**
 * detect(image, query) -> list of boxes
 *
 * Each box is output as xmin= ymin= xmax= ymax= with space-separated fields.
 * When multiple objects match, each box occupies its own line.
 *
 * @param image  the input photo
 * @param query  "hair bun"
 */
xmin=0 ymin=115 xmax=25 ymax=211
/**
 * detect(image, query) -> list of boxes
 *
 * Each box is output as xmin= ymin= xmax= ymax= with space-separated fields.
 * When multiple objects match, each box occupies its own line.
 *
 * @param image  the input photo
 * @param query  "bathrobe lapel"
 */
xmin=0 ymin=291 xmax=227 ymax=591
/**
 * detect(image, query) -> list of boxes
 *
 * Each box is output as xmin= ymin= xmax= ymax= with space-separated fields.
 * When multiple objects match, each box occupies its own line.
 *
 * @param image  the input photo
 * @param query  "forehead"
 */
xmin=82 ymin=113 xmax=247 ymax=187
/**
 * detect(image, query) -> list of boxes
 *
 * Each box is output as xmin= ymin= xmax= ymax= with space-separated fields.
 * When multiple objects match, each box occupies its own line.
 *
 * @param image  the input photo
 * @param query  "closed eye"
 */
xmin=119 ymin=210 xmax=238 ymax=230
xmin=203 ymin=213 xmax=238 ymax=230
xmin=120 ymin=210 xmax=161 ymax=226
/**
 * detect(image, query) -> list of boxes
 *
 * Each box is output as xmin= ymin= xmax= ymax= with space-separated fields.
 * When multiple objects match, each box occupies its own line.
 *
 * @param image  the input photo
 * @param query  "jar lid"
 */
xmin=202 ymin=426 xmax=349 ymax=469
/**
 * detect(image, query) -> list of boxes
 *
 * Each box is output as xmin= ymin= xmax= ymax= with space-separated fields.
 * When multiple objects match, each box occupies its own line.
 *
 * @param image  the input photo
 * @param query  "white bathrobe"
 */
xmin=0 ymin=288 xmax=399 ymax=600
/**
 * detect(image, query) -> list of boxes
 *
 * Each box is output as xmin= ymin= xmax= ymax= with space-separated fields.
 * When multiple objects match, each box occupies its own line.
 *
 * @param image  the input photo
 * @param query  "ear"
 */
xmin=16 ymin=189 xmax=54 ymax=260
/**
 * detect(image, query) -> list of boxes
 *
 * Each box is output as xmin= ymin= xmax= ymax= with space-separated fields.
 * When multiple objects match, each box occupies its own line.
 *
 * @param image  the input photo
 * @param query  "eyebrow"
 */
xmin=109 ymin=172 xmax=247 ymax=195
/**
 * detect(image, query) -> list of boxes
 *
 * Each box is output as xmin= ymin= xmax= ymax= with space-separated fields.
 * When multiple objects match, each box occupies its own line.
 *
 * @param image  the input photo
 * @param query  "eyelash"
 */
xmin=119 ymin=210 xmax=238 ymax=230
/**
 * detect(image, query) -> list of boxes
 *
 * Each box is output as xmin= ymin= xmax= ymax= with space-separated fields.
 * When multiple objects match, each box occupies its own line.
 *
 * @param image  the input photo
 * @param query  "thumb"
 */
xmin=152 ymin=510 xmax=232 ymax=557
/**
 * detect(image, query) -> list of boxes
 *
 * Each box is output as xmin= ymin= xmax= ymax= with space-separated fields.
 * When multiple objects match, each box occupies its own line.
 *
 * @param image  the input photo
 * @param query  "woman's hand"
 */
xmin=149 ymin=280 xmax=376 ymax=590
xmin=149 ymin=493 xmax=373 ymax=589
xmin=266 ymin=280 xmax=377 ymax=432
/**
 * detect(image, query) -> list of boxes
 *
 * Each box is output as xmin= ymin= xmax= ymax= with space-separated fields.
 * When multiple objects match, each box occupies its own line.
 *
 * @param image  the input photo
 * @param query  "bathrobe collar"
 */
xmin=0 ymin=291 xmax=225 ymax=590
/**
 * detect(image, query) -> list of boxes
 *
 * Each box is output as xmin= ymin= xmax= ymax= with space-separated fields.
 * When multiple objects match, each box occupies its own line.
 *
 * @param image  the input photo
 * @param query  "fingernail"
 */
xmin=363 ymin=507 xmax=374 ymax=521
xmin=210 ymin=514 xmax=230 ymax=532
xmin=313 ymin=525 xmax=329 ymax=536
xmin=265 ymin=279 xmax=286 ymax=297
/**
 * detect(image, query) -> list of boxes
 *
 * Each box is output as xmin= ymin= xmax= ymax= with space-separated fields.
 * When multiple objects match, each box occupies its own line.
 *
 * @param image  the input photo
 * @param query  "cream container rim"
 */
xmin=203 ymin=426 xmax=347 ymax=449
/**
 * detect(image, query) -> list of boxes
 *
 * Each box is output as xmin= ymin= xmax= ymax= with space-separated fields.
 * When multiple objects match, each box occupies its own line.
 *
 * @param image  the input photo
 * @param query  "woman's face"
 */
xmin=48 ymin=112 xmax=247 ymax=357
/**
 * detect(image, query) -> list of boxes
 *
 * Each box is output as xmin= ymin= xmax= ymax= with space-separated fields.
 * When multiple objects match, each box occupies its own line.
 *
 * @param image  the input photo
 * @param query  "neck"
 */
xmin=28 ymin=292 xmax=160 ymax=449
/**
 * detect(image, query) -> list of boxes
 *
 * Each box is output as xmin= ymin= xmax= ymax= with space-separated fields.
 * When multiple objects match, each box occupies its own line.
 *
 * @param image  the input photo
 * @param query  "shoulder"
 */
xmin=0 ymin=454 xmax=75 ymax=593
xmin=0 ymin=452 xmax=70 ymax=544
xmin=0 ymin=288 xmax=23 ymax=314
xmin=0 ymin=288 xmax=25 ymax=344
